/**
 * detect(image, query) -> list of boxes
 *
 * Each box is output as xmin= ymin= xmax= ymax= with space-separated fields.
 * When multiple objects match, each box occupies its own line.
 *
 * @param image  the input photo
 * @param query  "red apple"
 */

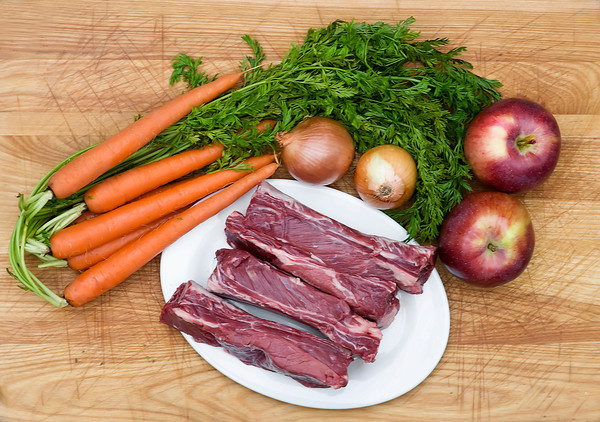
xmin=464 ymin=98 xmax=561 ymax=193
xmin=438 ymin=191 xmax=535 ymax=287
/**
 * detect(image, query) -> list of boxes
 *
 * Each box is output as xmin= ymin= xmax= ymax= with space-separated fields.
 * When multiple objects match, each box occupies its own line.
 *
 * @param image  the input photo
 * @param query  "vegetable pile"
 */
xmin=8 ymin=18 xmax=502 ymax=307
xmin=172 ymin=18 xmax=501 ymax=238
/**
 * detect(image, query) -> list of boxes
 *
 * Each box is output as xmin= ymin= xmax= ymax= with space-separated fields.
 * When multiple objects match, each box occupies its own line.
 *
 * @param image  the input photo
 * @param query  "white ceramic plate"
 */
xmin=160 ymin=179 xmax=450 ymax=409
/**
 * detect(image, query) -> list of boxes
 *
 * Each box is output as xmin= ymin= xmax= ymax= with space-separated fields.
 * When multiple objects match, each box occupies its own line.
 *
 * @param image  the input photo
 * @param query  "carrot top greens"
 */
xmin=8 ymin=18 xmax=501 ymax=307
xmin=167 ymin=18 xmax=502 ymax=241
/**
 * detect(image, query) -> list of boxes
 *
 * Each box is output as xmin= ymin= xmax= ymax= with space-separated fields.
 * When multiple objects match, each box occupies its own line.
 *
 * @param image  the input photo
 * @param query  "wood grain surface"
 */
xmin=1 ymin=1 xmax=599 ymax=421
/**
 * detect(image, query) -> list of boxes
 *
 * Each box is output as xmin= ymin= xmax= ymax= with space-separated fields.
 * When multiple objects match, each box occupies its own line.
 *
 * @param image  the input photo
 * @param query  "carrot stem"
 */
xmin=64 ymin=162 xmax=279 ymax=307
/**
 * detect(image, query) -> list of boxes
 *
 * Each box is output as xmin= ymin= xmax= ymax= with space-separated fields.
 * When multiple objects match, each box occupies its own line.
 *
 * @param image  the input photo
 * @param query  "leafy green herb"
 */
xmin=8 ymin=18 xmax=501 ymax=306
xmin=240 ymin=34 xmax=266 ymax=71
xmin=169 ymin=53 xmax=209 ymax=89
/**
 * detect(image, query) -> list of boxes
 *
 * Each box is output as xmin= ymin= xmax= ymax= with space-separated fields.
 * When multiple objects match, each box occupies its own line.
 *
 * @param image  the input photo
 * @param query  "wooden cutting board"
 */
xmin=1 ymin=1 xmax=599 ymax=420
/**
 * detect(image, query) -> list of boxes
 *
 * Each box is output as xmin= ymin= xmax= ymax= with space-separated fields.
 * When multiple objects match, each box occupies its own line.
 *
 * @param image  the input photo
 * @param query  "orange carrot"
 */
xmin=50 ymin=154 xmax=275 ymax=259
xmin=66 ymin=207 xmax=187 ymax=271
xmin=84 ymin=120 xmax=276 ymax=213
xmin=254 ymin=119 xmax=277 ymax=132
xmin=237 ymin=119 xmax=277 ymax=134
xmin=84 ymin=143 xmax=224 ymax=213
xmin=63 ymin=162 xmax=279 ymax=306
xmin=48 ymin=72 xmax=243 ymax=199
xmin=127 ymin=178 xmax=190 ymax=201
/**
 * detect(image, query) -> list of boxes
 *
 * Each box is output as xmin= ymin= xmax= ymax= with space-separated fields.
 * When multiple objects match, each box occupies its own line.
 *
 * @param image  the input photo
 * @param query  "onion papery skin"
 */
xmin=354 ymin=145 xmax=417 ymax=210
xmin=276 ymin=117 xmax=355 ymax=185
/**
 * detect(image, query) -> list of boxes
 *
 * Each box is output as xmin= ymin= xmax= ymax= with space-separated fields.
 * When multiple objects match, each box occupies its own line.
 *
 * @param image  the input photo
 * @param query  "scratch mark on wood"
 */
xmin=45 ymin=81 xmax=77 ymax=144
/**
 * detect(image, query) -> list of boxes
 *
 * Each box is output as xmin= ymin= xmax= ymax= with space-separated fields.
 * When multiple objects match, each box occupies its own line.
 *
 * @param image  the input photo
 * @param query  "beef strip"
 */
xmin=243 ymin=181 xmax=437 ymax=294
xmin=160 ymin=280 xmax=354 ymax=389
xmin=225 ymin=211 xmax=400 ymax=328
xmin=207 ymin=248 xmax=382 ymax=362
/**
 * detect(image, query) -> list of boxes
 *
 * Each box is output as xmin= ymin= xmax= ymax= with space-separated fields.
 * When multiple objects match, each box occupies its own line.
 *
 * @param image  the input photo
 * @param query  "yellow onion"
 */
xmin=275 ymin=117 xmax=355 ymax=185
xmin=354 ymin=144 xmax=417 ymax=210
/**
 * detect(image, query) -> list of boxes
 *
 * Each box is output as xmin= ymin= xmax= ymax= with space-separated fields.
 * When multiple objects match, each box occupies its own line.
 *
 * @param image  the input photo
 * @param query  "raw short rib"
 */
xmin=160 ymin=280 xmax=354 ymax=389
xmin=207 ymin=248 xmax=382 ymax=362
xmin=243 ymin=181 xmax=437 ymax=294
xmin=225 ymin=211 xmax=400 ymax=328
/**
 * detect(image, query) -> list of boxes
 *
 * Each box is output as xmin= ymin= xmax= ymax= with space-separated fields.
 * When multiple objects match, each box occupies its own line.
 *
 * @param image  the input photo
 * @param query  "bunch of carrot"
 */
xmin=43 ymin=72 xmax=278 ymax=307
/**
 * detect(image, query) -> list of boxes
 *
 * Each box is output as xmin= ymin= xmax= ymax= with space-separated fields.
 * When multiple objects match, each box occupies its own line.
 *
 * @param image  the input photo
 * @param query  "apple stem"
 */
xmin=487 ymin=243 xmax=498 ymax=253
xmin=516 ymin=134 xmax=536 ymax=152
